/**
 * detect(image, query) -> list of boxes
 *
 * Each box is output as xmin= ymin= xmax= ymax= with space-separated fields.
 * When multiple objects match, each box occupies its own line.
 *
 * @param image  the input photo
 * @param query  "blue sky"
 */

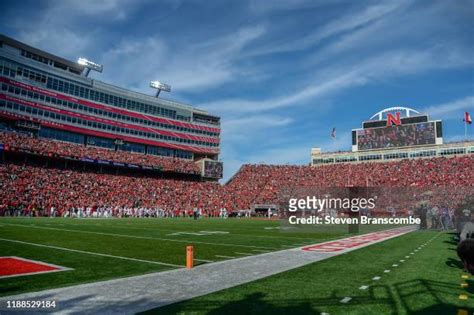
xmin=1 ymin=0 xmax=473 ymax=180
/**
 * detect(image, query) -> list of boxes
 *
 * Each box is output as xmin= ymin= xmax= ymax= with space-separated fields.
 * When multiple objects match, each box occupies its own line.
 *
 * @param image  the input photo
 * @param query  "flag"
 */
xmin=464 ymin=112 xmax=472 ymax=124
xmin=331 ymin=127 xmax=336 ymax=138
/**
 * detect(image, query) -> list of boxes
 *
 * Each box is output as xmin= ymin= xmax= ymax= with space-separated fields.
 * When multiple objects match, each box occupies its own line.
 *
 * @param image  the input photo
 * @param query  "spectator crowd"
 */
xmin=1 ymin=155 xmax=473 ymax=218
xmin=0 ymin=131 xmax=200 ymax=174
xmin=0 ymin=129 xmax=473 ymax=219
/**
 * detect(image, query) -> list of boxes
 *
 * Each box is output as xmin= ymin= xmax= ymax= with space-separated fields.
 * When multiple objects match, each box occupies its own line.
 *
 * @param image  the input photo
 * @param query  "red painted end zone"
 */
xmin=0 ymin=257 xmax=70 ymax=279
xmin=302 ymin=228 xmax=413 ymax=252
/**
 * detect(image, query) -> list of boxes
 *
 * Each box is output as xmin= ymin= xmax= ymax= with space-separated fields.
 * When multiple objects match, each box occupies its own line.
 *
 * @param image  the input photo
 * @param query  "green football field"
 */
xmin=0 ymin=218 xmax=471 ymax=315
xmin=152 ymin=231 xmax=473 ymax=315
xmin=0 ymin=217 xmax=373 ymax=296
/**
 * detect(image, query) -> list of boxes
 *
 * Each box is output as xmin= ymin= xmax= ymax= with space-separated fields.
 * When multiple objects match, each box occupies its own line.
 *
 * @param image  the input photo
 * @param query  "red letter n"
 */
xmin=386 ymin=112 xmax=401 ymax=126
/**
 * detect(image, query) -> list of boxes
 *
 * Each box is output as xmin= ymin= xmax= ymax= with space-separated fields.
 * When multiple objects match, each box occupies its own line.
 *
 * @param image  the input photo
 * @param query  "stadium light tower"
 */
xmin=150 ymin=81 xmax=171 ymax=98
xmin=77 ymin=58 xmax=103 ymax=77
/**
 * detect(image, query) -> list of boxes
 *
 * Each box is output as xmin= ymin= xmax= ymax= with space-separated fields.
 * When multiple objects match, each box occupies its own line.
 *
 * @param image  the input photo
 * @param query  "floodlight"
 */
xmin=78 ymin=58 xmax=103 ymax=77
xmin=150 ymin=80 xmax=171 ymax=97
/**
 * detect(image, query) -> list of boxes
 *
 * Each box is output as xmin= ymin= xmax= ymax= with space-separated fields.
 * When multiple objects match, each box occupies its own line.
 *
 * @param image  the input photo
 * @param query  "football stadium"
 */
xmin=0 ymin=2 xmax=473 ymax=314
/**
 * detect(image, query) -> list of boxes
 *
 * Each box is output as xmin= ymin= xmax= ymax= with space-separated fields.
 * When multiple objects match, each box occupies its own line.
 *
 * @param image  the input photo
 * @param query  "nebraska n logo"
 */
xmin=386 ymin=112 xmax=401 ymax=126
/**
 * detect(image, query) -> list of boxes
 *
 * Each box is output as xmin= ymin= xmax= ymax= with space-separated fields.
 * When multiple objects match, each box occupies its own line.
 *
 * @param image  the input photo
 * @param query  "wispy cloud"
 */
xmin=422 ymin=96 xmax=474 ymax=120
xmin=202 ymin=46 xmax=474 ymax=115
xmin=97 ymin=25 xmax=266 ymax=93
xmin=248 ymin=1 xmax=406 ymax=56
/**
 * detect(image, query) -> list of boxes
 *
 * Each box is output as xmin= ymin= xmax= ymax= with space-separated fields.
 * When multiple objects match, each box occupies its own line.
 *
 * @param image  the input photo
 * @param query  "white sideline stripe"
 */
xmin=1 ymin=223 xmax=275 ymax=250
xmin=384 ymin=269 xmax=390 ymax=273
xmin=215 ymin=255 xmax=236 ymax=259
xmin=234 ymin=252 xmax=253 ymax=256
xmin=359 ymin=285 xmax=369 ymax=290
xmin=194 ymin=259 xmax=214 ymax=263
xmin=251 ymin=249 xmax=270 ymax=253
xmin=0 ymin=238 xmax=182 ymax=268
xmin=0 ymin=269 xmax=70 ymax=280
xmin=392 ymin=264 xmax=398 ymax=267
xmin=372 ymin=276 xmax=381 ymax=281
xmin=340 ymin=297 xmax=352 ymax=303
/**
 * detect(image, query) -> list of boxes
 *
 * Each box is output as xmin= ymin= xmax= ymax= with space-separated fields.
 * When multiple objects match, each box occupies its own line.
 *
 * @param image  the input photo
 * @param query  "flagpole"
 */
xmin=465 ymin=119 xmax=468 ymax=141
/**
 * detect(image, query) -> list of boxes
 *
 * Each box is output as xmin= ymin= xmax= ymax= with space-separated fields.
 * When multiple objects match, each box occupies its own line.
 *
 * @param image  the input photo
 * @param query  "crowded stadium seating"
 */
xmin=0 ymin=130 xmax=200 ymax=174
xmin=230 ymin=158 xmax=474 ymax=206
xmin=1 ymin=133 xmax=473 ymax=217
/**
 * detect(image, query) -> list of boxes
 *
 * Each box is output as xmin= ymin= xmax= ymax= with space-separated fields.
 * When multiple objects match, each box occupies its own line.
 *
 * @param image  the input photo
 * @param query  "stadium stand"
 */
xmin=1 ymin=137 xmax=473 ymax=217
xmin=233 ymin=158 xmax=474 ymax=206
xmin=0 ymin=162 xmax=222 ymax=218
xmin=0 ymin=130 xmax=200 ymax=174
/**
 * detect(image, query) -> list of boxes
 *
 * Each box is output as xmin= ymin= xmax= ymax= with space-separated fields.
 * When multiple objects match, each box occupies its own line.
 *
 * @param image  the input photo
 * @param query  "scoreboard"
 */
xmin=352 ymin=107 xmax=443 ymax=152
xmin=203 ymin=160 xmax=223 ymax=179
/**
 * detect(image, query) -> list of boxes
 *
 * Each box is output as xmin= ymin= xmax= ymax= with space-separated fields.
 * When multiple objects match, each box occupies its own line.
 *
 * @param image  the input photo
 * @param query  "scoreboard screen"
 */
xmin=203 ymin=160 xmax=223 ymax=179
xmin=357 ymin=122 xmax=436 ymax=151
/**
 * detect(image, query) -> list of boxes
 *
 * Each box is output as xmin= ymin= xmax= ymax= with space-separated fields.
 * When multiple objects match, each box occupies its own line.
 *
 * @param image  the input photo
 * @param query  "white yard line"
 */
xmin=194 ymin=259 xmax=214 ymax=263
xmin=234 ymin=252 xmax=253 ymax=256
xmin=1 ymin=223 xmax=276 ymax=250
xmin=215 ymin=255 xmax=236 ymax=259
xmin=0 ymin=238 xmax=182 ymax=268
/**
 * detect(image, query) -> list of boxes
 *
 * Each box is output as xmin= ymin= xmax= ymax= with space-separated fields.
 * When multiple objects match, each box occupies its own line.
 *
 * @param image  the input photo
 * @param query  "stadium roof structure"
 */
xmin=0 ymin=34 xmax=86 ymax=74
xmin=370 ymin=107 xmax=421 ymax=120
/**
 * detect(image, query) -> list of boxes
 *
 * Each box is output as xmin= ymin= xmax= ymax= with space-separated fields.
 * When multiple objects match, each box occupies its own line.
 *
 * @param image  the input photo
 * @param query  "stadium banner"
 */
xmin=278 ymin=186 xmax=473 ymax=235
xmin=97 ymin=160 xmax=110 ymax=165
xmin=80 ymin=158 xmax=95 ymax=163
xmin=112 ymin=162 xmax=125 ymax=167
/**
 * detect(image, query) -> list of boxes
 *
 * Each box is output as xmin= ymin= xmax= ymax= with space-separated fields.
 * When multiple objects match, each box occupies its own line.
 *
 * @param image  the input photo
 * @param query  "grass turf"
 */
xmin=0 ymin=217 xmax=374 ymax=296
xmin=150 ymin=231 xmax=474 ymax=315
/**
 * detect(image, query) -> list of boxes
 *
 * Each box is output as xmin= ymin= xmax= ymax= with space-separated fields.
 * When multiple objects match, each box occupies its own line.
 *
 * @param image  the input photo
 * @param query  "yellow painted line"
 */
xmin=461 ymin=275 xmax=469 ymax=279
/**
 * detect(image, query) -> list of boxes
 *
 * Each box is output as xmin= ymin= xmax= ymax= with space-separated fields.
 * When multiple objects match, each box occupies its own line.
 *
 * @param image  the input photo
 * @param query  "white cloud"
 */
xmin=421 ymin=96 xmax=474 ymax=120
xmin=201 ymin=47 xmax=474 ymax=115
xmin=18 ymin=29 xmax=92 ymax=60
xmin=97 ymin=37 xmax=168 ymax=92
xmin=222 ymin=115 xmax=293 ymax=141
xmin=46 ymin=0 xmax=133 ymax=20
xmin=247 ymin=1 xmax=406 ymax=56
xmin=13 ymin=0 xmax=139 ymax=60
xmin=96 ymin=25 xmax=266 ymax=93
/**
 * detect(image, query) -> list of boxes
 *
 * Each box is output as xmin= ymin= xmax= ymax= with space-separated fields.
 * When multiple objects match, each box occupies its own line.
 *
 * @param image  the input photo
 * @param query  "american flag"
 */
xmin=331 ymin=127 xmax=336 ymax=138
